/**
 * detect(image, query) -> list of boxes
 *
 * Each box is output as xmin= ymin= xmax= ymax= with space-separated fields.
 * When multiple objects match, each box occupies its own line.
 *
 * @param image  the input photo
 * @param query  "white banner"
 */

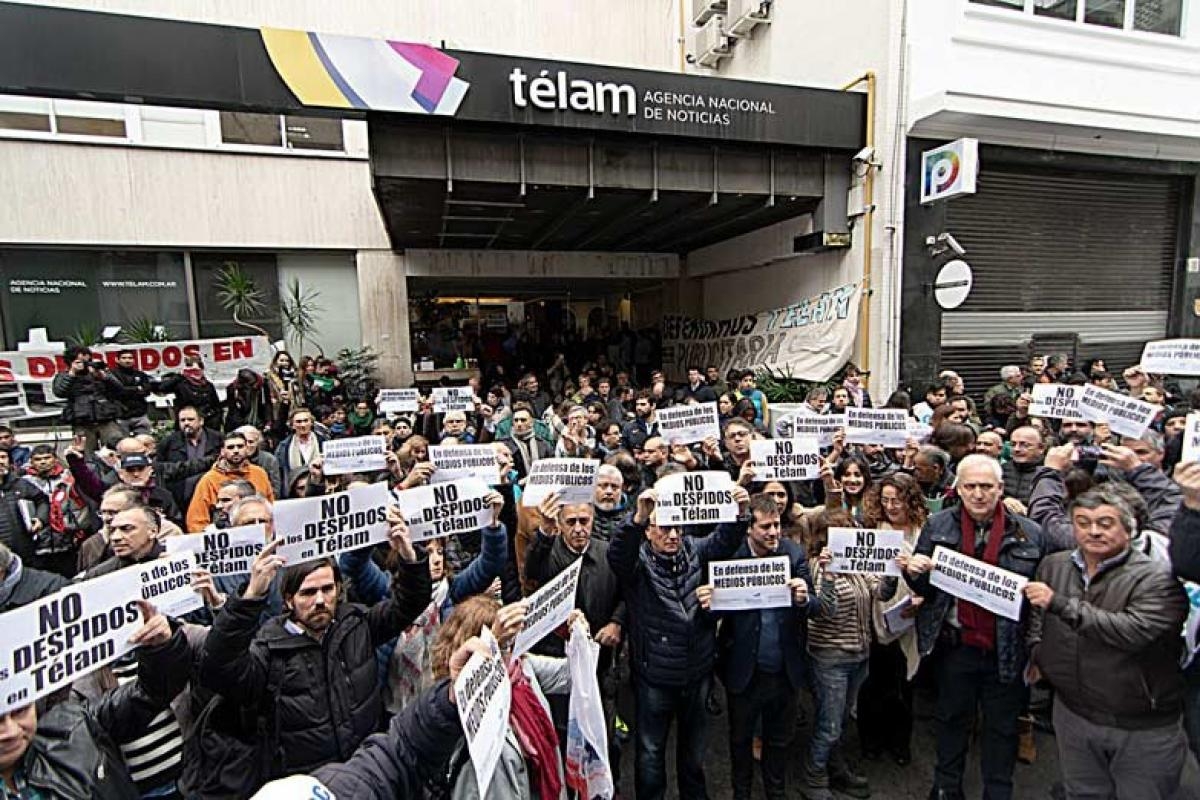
xmin=1141 ymin=339 xmax=1200 ymax=376
xmin=775 ymin=412 xmax=844 ymax=447
xmin=274 ymin=483 xmax=391 ymax=565
xmin=522 ymin=458 xmax=599 ymax=507
xmin=828 ymin=527 xmax=904 ymax=577
xmin=321 ymin=436 xmax=389 ymax=476
xmin=0 ymin=336 xmax=271 ymax=384
xmin=656 ymin=402 xmax=720 ymax=446
xmin=432 ymin=386 xmax=475 ymax=413
xmin=929 ymin=545 xmax=1028 ymax=622
xmin=377 ymin=388 xmax=421 ymax=414
xmin=512 ymin=558 xmax=582 ymax=658
xmin=164 ymin=523 xmax=265 ymax=577
xmin=845 ymin=407 xmax=908 ymax=448
xmin=661 ymin=282 xmax=860 ymax=382
xmin=0 ymin=553 xmax=201 ymax=715
xmin=708 ymin=555 xmax=791 ymax=611
xmin=454 ymin=627 xmax=511 ymax=799
xmin=655 ymin=471 xmax=738 ymax=526
xmin=1184 ymin=413 xmax=1200 ymax=464
xmin=750 ymin=437 xmax=821 ymax=481
xmin=393 ymin=478 xmax=493 ymax=542
xmin=1076 ymin=384 xmax=1161 ymax=439
xmin=430 ymin=445 xmax=499 ymax=484
xmin=1029 ymin=384 xmax=1082 ymax=420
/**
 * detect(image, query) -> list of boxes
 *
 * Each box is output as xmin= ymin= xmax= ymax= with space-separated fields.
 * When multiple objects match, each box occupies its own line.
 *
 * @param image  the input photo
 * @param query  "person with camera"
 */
xmin=51 ymin=345 xmax=125 ymax=454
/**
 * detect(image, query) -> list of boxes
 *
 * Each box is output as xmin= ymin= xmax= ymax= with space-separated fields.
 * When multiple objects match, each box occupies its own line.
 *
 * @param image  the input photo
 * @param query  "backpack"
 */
xmin=178 ymin=657 xmax=285 ymax=799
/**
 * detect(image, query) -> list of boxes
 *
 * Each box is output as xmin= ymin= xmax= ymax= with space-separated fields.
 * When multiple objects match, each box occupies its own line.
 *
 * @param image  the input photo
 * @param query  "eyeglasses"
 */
xmin=238 ymin=517 xmax=272 ymax=525
xmin=561 ymin=517 xmax=591 ymax=528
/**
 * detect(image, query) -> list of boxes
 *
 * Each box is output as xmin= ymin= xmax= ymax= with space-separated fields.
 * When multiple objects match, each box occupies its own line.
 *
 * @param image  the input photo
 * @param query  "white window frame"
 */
xmin=976 ymin=0 xmax=1187 ymax=36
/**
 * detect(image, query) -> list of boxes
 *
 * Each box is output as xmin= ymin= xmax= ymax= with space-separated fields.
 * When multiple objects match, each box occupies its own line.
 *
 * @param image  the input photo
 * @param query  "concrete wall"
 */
xmin=276 ymin=252 xmax=361 ymax=358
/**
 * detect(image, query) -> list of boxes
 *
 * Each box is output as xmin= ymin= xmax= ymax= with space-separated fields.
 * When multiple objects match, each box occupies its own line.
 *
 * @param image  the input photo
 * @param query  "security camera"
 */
xmin=853 ymin=146 xmax=875 ymax=164
xmin=939 ymin=233 xmax=966 ymax=257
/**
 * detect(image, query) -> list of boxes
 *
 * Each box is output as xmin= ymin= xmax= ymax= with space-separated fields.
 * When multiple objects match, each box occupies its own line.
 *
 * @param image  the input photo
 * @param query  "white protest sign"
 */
xmin=1141 ymin=339 xmax=1200 ymax=376
xmin=882 ymin=596 xmax=915 ymax=635
xmin=521 ymin=458 xmax=599 ymax=507
xmin=654 ymin=470 xmax=739 ymax=526
xmin=656 ymin=402 xmax=720 ymax=445
xmin=274 ymin=483 xmax=391 ymax=565
xmin=430 ymin=445 xmax=499 ymax=484
xmin=393 ymin=478 xmax=493 ymax=542
xmin=0 ymin=336 xmax=270 ymax=385
xmin=845 ymin=407 xmax=908 ymax=448
xmin=929 ymin=545 xmax=1028 ymax=622
xmin=827 ymin=527 xmax=904 ymax=577
xmin=377 ymin=388 xmax=421 ymax=414
xmin=775 ymin=412 xmax=844 ymax=448
xmin=708 ymin=555 xmax=792 ymax=611
xmin=1076 ymin=384 xmax=1161 ymax=439
xmin=1028 ymin=384 xmax=1082 ymax=420
xmin=1183 ymin=413 xmax=1200 ymax=464
xmin=321 ymin=436 xmax=388 ymax=476
xmin=0 ymin=553 xmax=201 ymax=715
xmin=454 ymin=626 xmax=511 ymax=798
xmin=165 ymin=523 xmax=265 ymax=578
xmin=750 ymin=437 xmax=821 ymax=481
xmin=432 ymin=386 xmax=475 ymax=413
xmin=907 ymin=421 xmax=933 ymax=442
xmin=512 ymin=557 xmax=582 ymax=659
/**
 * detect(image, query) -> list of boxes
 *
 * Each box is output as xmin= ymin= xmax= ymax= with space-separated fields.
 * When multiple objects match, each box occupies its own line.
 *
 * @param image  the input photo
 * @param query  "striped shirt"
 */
xmin=808 ymin=567 xmax=895 ymax=656
xmin=110 ymin=659 xmax=183 ymax=793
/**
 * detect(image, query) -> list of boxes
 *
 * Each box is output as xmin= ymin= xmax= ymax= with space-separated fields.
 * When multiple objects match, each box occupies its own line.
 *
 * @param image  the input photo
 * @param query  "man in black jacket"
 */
xmin=110 ymin=349 xmax=157 ymax=436
xmin=51 ymin=345 xmax=125 ymax=453
xmin=198 ymin=514 xmax=431 ymax=789
xmin=609 ymin=483 xmax=749 ymax=800
xmin=0 ymin=450 xmax=48 ymax=569
xmin=1002 ymin=425 xmax=1045 ymax=506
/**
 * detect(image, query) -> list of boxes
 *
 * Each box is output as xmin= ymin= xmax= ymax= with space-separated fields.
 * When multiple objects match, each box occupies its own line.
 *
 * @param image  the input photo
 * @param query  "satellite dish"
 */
xmin=934 ymin=259 xmax=973 ymax=310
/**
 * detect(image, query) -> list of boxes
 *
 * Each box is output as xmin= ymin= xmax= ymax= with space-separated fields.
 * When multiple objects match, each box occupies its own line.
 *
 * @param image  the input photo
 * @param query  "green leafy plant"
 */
xmin=67 ymin=322 xmax=102 ymax=348
xmin=755 ymin=365 xmax=846 ymax=404
xmin=215 ymin=261 xmax=271 ymax=338
xmin=119 ymin=317 xmax=170 ymax=343
xmin=336 ymin=346 xmax=380 ymax=401
xmin=280 ymin=277 xmax=324 ymax=357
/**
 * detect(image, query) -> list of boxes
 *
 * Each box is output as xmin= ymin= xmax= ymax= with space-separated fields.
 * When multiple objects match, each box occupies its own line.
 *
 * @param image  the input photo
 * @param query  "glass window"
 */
xmin=1034 ymin=0 xmax=1079 ymax=19
xmin=0 ymin=250 xmax=189 ymax=347
xmin=219 ymin=111 xmax=282 ymax=147
xmin=284 ymin=115 xmax=343 ymax=151
xmin=191 ymin=252 xmax=282 ymax=340
xmin=1134 ymin=0 xmax=1182 ymax=34
xmin=969 ymin=0 xmax=1025 ymax=7
xmin=1085 ymin=0 xmax=1126 ymax=27
xmin=54 ymin=100 xmax=126 ymax=138
xmin=0 ymin=96 xmax=50 ymax=133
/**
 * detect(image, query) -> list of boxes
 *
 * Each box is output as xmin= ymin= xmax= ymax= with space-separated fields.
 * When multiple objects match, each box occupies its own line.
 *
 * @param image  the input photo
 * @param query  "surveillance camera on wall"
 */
xmin=853 ymin=146 xmax=875 ymax=164
xmin=939 ymin=233 xmax=966 ymax=257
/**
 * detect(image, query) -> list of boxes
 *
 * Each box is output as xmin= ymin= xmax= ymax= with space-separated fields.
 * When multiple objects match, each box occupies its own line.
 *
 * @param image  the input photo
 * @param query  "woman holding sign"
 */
xmin=857 ymin=473 xmax=928 ymax=766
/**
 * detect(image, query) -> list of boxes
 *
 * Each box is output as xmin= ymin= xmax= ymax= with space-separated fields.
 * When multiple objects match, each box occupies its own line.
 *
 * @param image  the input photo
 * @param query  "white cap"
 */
xmin=250 ymin=775 xmax=335 ymax=800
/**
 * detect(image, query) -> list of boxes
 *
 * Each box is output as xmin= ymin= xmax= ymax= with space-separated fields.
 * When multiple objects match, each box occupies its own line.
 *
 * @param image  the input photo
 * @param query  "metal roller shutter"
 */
xmin=940 ymin=167 xmax=1181 ymax=397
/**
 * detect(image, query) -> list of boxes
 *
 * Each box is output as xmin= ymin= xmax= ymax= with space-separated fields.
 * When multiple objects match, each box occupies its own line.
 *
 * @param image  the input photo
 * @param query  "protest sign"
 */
xmin=274 ymin=483 xmax=391 ymax=564
xmin=454 ymin=626 xmax=511 ymax=798
xmin=1028 ymin=384 xmax=1082 ymax=420
xmin=321 ymin=436 xmax=389 ymax=476
xmin=907 ymin=421 xmax=932 ymax=442
xmin=708 ymin=555 xmax=792 ymax=611
xmin=1141 ymin=339 xmax=1200 ymax=376
xmin=394 ymin=478 xmax=493 ymax=542
xmin=377 ymin=388 xmax=420 ymax=414
xmin=521 ymin=458 xmax=599 ymax=507
xmin=165 ymin=523 xmax=265 ymax=577
xmin=654 ymin=470 xmax=739 ymax=526
xmin=750 ymin=437 xmax=821 ymax=481
xmin=0 ymin=553 xmax=201 ymax=715
xmin=1076 ymin=384 xmax=1161 ymax=439
xmin=930 ymin=545 xmax=1028 ymax=621
xmin=1183 ymin=413 xmax=1200 ymax=464
xmin=845 ymin=407 xmax=908 ymax=448
xmin=828 ymin=527 xmax=904 ymax=577
xmin=429 ymin=445 xmax=499 ymax=484
xmin=432 ymin=386 xmax=475 ymax=413
xmin=512 ymin=558 xmax=582 ymax=658
xmin=882 ymin=596 xmax=915 ymax=635
xmin=656 ymin=402 xmax=720 ymax=445
xmin=775 ymin=412 xmax=844 ymax=447
xmin=661 ymin=281 xmax=860 ymax=382
xmin=0 ymin=336 xmax=270 ymax=385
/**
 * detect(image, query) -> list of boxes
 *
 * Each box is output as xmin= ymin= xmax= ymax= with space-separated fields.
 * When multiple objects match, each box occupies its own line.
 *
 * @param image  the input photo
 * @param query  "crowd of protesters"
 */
xmin=2 ymin=341 xmax=1200 ymax=800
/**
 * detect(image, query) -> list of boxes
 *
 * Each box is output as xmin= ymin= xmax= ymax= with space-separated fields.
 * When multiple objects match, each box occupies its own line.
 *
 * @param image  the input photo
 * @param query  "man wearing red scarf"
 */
xmin=902 ymin=455 xmax=1050 ymax=800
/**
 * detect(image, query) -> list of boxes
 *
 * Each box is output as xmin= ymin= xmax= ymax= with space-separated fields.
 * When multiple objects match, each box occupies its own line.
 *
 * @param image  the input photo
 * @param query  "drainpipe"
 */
xmin=841 ymin=71 xmax=876 ymax=377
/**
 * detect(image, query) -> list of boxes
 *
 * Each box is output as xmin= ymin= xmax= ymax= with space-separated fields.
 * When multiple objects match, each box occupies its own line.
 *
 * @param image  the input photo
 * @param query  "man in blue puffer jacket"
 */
xmin=608 ymin=483 xmax=750 ymax=800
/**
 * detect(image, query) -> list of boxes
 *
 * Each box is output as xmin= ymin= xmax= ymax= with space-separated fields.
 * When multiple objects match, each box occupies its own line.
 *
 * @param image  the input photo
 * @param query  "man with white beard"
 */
xmin=592 ymin=463 xmax=630 ymax=542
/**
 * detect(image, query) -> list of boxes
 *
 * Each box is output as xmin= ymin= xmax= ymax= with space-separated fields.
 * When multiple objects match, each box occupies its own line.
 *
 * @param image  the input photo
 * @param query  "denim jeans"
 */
xmin=728 ymin=669 xmax=796 ymax=800
xmin=634 ymin=675 xmax=711 ymax=800
xmin=808 ymin=649 xmax=870 ymax=770
xmin=932 ymin=644 xmax=1028 ymax=800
